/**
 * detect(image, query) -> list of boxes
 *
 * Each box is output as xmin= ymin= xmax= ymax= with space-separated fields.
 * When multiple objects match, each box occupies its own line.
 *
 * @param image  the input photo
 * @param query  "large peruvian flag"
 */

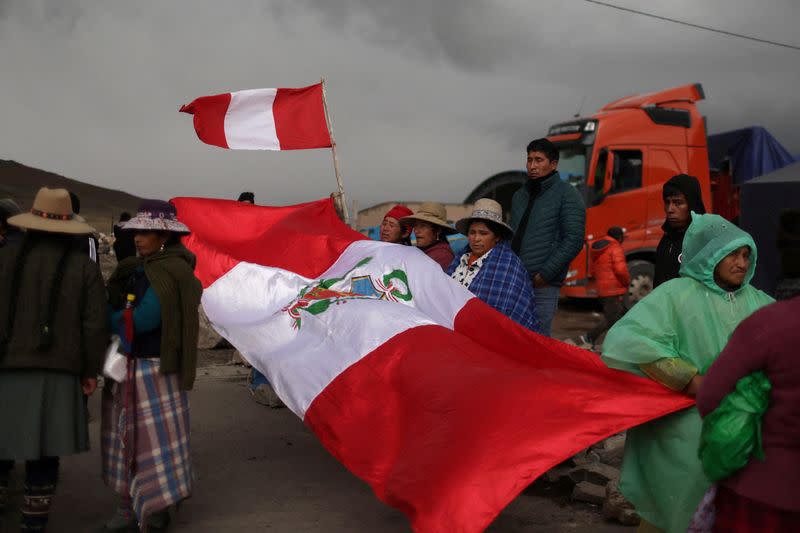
xmin=173 ymin=197 xmax=692 ymax=533
xmin=179 ymin=83 xmax=331 ymax=150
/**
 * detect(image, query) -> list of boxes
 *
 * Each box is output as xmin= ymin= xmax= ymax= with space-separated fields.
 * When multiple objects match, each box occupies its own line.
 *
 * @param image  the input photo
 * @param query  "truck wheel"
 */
xmin=625 ymin=260 xmax=654 ymax=308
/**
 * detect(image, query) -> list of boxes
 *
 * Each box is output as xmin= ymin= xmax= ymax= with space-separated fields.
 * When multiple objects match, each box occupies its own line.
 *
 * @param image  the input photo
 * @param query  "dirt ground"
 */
xmin=1 ymin=300 xmax=626 ymax=533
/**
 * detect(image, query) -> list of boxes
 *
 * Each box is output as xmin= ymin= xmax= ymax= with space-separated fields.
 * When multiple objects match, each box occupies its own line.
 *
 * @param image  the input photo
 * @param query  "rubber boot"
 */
xmin=145 ymin=508 xmax=171 ymax=531
xmin=20 ymin=481 xmax=55 ymax=532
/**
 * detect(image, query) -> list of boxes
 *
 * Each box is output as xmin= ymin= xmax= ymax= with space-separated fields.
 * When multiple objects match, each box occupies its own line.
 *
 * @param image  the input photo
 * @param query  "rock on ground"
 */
xmin=572 ymin=481 xmax=606 ymax=505
xmin=603 ymin=479 xmax=640 ymax=526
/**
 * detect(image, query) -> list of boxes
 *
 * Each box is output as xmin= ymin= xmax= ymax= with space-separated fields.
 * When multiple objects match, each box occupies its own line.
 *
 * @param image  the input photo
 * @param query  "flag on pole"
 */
xmin=179 ymin=83 xmax=331 ymax=150
xmin=172 ymin=196 xmax=693 ymax=533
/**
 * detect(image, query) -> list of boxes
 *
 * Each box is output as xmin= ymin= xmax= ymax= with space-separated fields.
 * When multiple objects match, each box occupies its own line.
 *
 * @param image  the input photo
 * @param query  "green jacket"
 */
xmin=0 ymin=234 xmax=108 ymax=377
xmin=510 ymin=172 xmax=586 ymax=285
xmin=601 ymin=214 xmax=774 ymax=533
xmin=107 ymin=244 xmax=202 ymax=390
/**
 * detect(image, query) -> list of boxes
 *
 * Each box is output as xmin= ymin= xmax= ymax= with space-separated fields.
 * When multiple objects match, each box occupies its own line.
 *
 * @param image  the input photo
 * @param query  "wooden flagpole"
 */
xmin=320 ymin=77 xmax=350 ymax=225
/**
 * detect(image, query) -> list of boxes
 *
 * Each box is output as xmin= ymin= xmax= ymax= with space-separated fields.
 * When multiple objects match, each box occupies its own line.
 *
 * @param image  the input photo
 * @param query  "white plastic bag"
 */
xmin=102 ymin=335 xmax=128 ymax=383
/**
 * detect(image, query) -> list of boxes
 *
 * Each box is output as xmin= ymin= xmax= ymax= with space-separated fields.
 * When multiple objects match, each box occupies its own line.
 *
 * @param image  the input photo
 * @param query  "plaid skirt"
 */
xmin=101 ymin=358 xmax=192 ymax=525
xmin=713 ymin=485 xmax=800 ymax=532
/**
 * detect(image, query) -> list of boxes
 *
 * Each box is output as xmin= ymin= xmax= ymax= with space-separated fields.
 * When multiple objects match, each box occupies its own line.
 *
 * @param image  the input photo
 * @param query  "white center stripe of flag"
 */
xmin=224 ymin=88 xmax=280 ymax=150
xmin=201 ymin=240 xmax=474 ymax=417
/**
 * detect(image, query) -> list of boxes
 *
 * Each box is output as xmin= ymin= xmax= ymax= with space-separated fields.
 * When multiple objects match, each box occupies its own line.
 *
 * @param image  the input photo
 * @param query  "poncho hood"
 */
xmin=679 ymin=213 xmax=757 ymax=293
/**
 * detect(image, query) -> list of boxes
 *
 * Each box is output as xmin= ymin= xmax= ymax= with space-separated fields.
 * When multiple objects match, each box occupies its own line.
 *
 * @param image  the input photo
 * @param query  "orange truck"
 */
xmin=546 ymin=83 xmax=722 ymax=303
xmin=467 ymin=83 xmax=795 ymax=302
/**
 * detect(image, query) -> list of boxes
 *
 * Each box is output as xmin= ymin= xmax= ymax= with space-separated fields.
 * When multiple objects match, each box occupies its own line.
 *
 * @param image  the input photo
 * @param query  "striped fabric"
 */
xmin=101 ymin=358 xmax=192 ymax=526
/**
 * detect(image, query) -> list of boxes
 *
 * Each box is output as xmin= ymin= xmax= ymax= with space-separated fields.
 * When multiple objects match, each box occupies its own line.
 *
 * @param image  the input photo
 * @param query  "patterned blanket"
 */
xmin=448 ymin=240 xmax=539 ymax=332
xmin=101 ymin=358 xmax=192 ymax=527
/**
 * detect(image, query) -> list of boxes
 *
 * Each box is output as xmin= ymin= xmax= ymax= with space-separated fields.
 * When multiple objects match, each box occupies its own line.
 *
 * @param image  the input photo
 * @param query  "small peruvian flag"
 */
xmin=179 ymin=83 xmax=332 ymax=150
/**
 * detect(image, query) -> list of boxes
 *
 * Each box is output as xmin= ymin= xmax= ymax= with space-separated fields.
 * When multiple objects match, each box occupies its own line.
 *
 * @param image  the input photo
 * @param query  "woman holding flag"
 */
xmin=601 ymin=213 xmax=773 ymax=533
xmin=100 ymin=200 xmax=202 ymax=532
xmin=447 ymin=198 xmax=538 ymax=332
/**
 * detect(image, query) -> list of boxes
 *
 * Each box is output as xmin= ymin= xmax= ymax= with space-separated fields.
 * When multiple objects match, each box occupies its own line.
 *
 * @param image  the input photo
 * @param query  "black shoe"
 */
xmin=146 ymin=509 xmax=171 ymax=531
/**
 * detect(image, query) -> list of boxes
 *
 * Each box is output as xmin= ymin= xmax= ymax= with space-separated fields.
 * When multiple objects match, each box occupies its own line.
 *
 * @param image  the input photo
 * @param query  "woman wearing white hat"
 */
xmin=0 ymin=187 xmax=107 ymax=531
xmin=447 ymin=198 xmax=539 ymax=332
xmin=400 ymin=202 xmax=457 ymax=271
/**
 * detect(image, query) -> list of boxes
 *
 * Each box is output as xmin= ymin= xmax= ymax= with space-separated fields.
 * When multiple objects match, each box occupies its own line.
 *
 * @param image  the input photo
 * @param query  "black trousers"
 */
xmin=0 ymin=457 xmax=59 ymax=487
xmin=586 ymin=296 xmax=626 ymax=344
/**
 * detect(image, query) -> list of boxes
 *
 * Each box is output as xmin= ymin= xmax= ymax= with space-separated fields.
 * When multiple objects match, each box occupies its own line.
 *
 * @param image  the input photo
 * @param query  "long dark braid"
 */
xmin=0 ymin=233 xmax=36 ymax=358
xmin=37 ymin=239 xmax=74 ymax=349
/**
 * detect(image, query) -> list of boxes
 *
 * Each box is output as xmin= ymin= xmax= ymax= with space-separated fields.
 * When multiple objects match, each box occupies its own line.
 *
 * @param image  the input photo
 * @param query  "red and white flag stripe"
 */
xmin=172 ymin=197 xmax=693 ymax=533
xmin=179 ymin=83 xmax=331 ymax=150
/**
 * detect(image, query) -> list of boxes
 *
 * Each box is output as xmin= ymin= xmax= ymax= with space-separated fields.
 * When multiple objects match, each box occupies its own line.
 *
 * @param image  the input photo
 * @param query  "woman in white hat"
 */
xmin=400 ymin=202 xmax=457 ymax=271
xmin=99 ymin=199 xmax=202 ymax=532
xmin=447 ymin=198 xmax=539 ymax=332
xmin=0 ymin=187 xmax=107 ymax=531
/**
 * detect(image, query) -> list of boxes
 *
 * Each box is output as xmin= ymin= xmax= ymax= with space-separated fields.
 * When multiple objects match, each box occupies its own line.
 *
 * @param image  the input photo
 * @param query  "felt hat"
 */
xmin=120 ymin=199 xmax=190 ymax=234
xmin=400 ymin=202 xmax=457 ymax=235
xmin=455 ymin=198 xmax=513 ymax=238
xmin=7 ymin=187 xmax=96 ymax=235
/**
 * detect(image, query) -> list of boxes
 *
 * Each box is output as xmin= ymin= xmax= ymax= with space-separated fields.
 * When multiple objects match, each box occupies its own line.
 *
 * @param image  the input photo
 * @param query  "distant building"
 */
xmin=357 ymin=202 xmax=473 ymax=252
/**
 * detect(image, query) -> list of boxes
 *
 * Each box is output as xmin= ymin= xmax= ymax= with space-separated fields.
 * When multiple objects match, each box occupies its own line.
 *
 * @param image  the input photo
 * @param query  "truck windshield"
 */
xmin=557 ymin=146 xmax=588 ymax=188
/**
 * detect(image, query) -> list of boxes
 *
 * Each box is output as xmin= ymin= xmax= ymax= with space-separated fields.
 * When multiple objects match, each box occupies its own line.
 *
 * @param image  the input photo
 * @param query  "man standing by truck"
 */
xmin=654 ymin=174 xmax=706 ymax=288
xmin=511 ymin=138 xmax=586 ymax=336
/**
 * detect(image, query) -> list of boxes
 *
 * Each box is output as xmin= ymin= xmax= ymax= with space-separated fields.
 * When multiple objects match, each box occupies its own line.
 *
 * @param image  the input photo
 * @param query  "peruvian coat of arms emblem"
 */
xmin=282 ymin=257 xmax=412 ymax=329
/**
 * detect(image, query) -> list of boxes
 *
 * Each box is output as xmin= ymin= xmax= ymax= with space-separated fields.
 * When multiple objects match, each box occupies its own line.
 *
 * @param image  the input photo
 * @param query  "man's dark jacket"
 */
xmin=0 ymin=236 xmax=108 ymax=376
xmin=510 ymin=171 xmax=586 ymax=285
xmin=654 ymin=174 xmax=707 ymax=287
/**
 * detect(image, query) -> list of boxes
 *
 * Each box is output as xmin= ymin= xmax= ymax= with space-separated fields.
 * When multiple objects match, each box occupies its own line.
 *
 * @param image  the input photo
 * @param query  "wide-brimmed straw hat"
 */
xmin=120 ymin=199 xmax=190 ymax=234
xmin=400 ymin=202 xmax=458 ymax=235
xmin=455 ymin=198 xmax=513 ymax=238
xmin=7 ymin=187 xmax=96 ymax=235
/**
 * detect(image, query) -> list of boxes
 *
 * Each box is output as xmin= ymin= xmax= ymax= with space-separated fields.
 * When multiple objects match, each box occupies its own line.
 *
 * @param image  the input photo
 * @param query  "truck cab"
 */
xmin=549 ymin=83 xmax=712 ymax=303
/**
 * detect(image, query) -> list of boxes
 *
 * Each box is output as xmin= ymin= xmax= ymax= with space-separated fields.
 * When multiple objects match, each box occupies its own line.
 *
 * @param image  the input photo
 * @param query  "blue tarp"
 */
xmin=707 ymin=126 xmax=797 ymax=185
xmin=361 ymin=225 xmax=467 ymax=253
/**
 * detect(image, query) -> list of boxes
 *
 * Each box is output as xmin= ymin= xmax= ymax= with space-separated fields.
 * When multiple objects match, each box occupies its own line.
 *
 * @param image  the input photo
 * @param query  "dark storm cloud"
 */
xmin=274 ymin=0 xmax=523 ymax=71
xmin=1 ymin=0 xmax=798 ymax=209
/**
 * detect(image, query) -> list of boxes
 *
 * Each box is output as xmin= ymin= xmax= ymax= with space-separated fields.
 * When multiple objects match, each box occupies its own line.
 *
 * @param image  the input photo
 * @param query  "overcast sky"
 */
xmin=1 ymin=0 xmax=798 ymax=209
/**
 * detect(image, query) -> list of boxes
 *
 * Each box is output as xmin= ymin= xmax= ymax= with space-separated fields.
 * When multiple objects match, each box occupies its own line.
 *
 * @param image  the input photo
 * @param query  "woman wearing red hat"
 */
xmin=380 ymin=204 xmax=413 ymax=245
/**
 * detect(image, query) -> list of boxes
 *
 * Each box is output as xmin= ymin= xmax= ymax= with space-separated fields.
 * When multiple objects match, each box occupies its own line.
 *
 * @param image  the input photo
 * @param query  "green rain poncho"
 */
xmin=601 ymin=213 xmax=773 ymax=533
